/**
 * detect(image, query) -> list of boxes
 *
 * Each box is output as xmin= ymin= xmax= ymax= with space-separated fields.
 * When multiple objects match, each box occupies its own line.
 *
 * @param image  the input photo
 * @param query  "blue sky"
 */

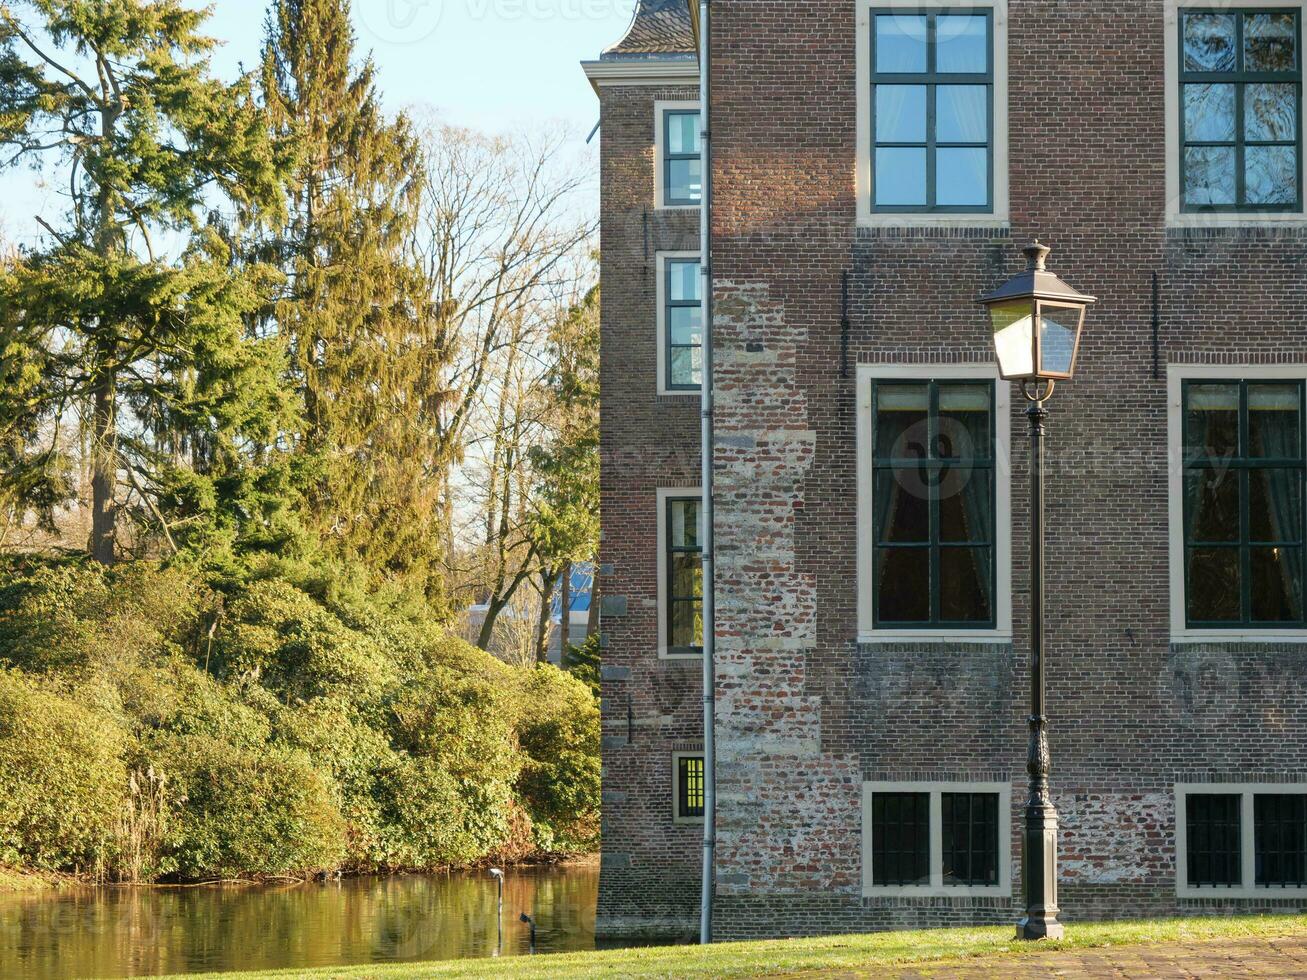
xmin=1 ymin=0 xmax=636 ymax=246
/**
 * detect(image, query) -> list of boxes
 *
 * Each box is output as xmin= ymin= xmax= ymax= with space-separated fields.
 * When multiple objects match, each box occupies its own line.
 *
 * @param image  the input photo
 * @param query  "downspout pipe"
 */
xmin=697 ymin=0 xmax=716 ymax=947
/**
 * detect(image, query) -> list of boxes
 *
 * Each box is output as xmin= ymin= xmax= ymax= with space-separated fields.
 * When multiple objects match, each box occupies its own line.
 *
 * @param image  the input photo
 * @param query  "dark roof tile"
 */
xmin=601 ymin=0 xmax=695 ymax=58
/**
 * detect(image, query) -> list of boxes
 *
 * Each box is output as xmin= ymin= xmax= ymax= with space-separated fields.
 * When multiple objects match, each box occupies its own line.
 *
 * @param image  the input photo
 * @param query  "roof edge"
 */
xmin=580 ymin=58 xmax=700 ymax=95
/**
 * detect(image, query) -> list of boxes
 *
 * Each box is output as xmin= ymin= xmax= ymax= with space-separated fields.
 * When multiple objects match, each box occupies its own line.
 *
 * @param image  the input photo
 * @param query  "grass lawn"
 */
xmin=166 ymin=913 xmax=1307 ymax=979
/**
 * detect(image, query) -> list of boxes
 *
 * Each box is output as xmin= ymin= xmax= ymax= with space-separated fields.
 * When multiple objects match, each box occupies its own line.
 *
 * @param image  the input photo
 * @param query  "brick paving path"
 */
xmin=812 ymin=935 xmax=1307 ymax=978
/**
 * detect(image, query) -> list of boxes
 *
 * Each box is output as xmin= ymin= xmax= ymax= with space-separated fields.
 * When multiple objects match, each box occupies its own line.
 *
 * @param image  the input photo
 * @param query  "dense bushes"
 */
xmin=0 ymin=555 xmax=600 ymax=881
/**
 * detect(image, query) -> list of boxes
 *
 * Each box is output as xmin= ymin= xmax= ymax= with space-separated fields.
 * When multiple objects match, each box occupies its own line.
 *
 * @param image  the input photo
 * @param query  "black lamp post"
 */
xmin=978 ymin=241 xmax=1096 ymax=941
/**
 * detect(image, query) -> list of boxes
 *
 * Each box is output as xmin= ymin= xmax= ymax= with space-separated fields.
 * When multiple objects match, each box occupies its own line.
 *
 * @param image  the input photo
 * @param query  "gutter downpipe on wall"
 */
xmin=697 ymin=0 xmax=716 ymax=947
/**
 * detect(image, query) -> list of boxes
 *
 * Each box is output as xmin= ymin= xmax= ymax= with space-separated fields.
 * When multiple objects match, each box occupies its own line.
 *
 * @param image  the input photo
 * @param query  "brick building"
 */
xmin=585 ymin=0 xmax=1307 ymax=942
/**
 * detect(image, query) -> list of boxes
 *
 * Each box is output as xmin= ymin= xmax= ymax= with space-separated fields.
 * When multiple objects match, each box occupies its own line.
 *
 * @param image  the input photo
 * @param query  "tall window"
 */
xmin=864 ymin=783 xmax=1007 ymax=895
xmin=675 ymin=755 xmax=705 ymax=822
xmin=1180 ymin=9 xmax=1302 ymax=211
xmin=1182 ymin=380 xmax=1305 ymax=628
xmin=662 ymin=109 xmax=701 ymax=206
xmin=1178 ymin=785 xmax=1307 ymax=895
xmin=665 ymin=496 xmax=703 ymax=654
xmin=872 ymin=381 xmax=995 ymax=628
xmin=871 ymin=9 xmax=993 ymax=211
xmin=664 ymin=257 xmax=703 ymax=391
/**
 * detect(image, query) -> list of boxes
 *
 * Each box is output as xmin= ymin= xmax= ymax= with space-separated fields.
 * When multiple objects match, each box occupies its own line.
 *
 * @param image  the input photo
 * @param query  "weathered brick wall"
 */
xmin=705 ymin=0 xmax=1307 ymax=941
xmin=595 ymin=79 xmax=705 ymax=941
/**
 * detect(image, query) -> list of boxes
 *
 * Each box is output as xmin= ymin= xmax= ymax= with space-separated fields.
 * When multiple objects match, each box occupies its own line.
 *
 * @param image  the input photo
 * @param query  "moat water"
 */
xmin=0 ymin=861 xmax=598 ymax=978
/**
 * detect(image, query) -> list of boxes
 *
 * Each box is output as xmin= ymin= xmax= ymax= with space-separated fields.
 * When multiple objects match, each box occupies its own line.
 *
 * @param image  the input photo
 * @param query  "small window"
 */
xmin=1178 ymin=785 xmax=1307 ymax=895
xmin=1180 ymin=9 xmax=1302 ymax=211
xmin=662 ymin=109 xmax=701 ymax=206
xmin=1182 ymin=380 xmax=1306 ymax=628
xmin=863 ymin=782 xmax=1009 ymax=895
xmin=872 ymin=380 xmax=996 ymax=629
xmin=674 ymin=754 xmax=705 ymax=823
xmin=871 ymin=9 xmax=994 ymax=211
xmin=665 ymin=496 xmax=703 ymax=654
xmin=663 ymin=256 xmax=703 ymax=391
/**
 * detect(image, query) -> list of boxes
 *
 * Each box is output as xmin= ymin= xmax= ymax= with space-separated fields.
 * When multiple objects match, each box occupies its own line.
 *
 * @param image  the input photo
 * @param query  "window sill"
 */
xmin=1171 ymin=631 xmax=1307 ymax=646
xmin=657 ymin=388 xmax=701 ymax=399
xmin=659 ymin=650 xmax=704 ymax=661
xmin=857 ymin=213 xmax=1010 ymax=230
xmin=1178 ymin=886 xmax=1307 ymax=900
xmin=657 ymin=204 xmax=701 ymax=212
xmin=863 ymin=885 xmax=1011 ymax=899
xmin=1166 ymin=212 xmax=1307 ymax=230
xmin=859 ymin=632 xmax=1012 ymax=646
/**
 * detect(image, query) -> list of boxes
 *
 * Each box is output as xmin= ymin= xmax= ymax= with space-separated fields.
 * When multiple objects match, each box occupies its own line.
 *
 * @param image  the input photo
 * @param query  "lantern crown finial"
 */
xmin=1025 ymin=241 xmax=1051 ymax=272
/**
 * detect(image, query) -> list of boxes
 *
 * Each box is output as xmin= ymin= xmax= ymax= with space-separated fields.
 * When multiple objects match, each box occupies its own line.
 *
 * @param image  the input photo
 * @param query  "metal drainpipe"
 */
xmin=697 ymin=0 xmax=716 ymax=948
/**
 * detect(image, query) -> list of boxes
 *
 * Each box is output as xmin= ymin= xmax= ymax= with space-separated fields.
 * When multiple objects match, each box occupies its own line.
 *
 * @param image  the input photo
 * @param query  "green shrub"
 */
xmin=0 ymin=670 xmax=127 ymax=873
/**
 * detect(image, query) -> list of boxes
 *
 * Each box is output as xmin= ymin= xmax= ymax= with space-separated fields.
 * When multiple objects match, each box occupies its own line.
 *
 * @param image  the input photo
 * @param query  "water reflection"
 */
xmin=0 ymin=861 xmax=597 ymax=979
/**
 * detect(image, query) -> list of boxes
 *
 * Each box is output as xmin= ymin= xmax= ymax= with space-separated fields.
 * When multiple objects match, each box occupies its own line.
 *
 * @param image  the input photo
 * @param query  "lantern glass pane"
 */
xmin=989 ymin=300 xmax=1035 ymax=378
xmin=1038 ymin=304 xmax=1082 ymax=377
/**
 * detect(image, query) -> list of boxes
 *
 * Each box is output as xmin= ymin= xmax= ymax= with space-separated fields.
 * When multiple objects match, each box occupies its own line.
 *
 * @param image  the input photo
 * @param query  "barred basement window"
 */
xmin=674 ymin=754 xmax=705 ymax=824
xmin=1177 ymin=784 xmax=1307 ymax=896
xmin=871 ymin=9 xmax=994 ymax=211
xmin=662 ymin=109 xmax=701 ymax=207
xmin=1182 ymin=380 xmax=1306 ymax=628
xmin=1186 ymin=793 xmax=1242 ymax=888
xmin=872 ymin=380 xmax=996 ymax=629
xmin=1180 ymin=9 xmax=1302 ymax=211
xmin=863 ymin=782 xmax=1010 ymax=896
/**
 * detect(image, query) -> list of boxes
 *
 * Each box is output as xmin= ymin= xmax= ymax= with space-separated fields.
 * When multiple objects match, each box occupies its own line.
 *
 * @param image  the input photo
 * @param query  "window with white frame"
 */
xmin=1167 ymin=365 xmax=1307 ymax=639
xmin=656 ymin=252 xmax=703 ymax=394
xmin=855 ymin=364 xmax=1011 ymax=642
xmin=862 ymin=781 xmax=1011 ymax=896
xmin=1176 ymin=783 xmax=1307 ymax=896
xmin=657 ymin=488 xmax=703 ymax=658
xmin=673 ymin=753 xmax=705 ymax=824
xmin=654 ymin=101 xmax=701 ymax=208
xmin=856 ymin=0 xmax=1010 ymax=227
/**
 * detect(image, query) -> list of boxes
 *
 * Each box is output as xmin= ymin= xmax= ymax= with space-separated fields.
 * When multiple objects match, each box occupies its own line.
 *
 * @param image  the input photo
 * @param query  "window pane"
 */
xmin=876 ymin=85 xmax=927 ymax=143
xmin=1246 ymin=145 xmax=1298 ymax=206
xmin=1250 ymin=470 xmax=1303 ymax=542
xmin=1185 ymin=383 xmax=1240 ymax=458
xmin=878 ymin=548 xmax=930 ymax=622
xmin=1251 ymin=546 xmax=1303 ymax=621
xmin=1255 ymin=793 xmax=1307 ymax=887
xmin=874 ymin=384 xmax=929 ymax=459
xmin=875 ymin=147 xmax=927 ymax=206
xmin=1187 ymin=548 xmax=1242 ymax=622
xmin=670 ymin=598 xmax=702 ymax=649
xmin=940 ymin=547 xmax=992 ymax=622
xmin=1185 ymin=469 xmax=1240 ymax=543
xmin=991 ymin=301 xmax=1035 ymax=378
xmin=669 ymin=307 xmax=702 ymax=347
xmin=937 ymin=86 xmax=989 ymax=142
xmin=670 ymin=553 xmax=702 ymax=601
xmin=1185 ymin=146 xmax=1237 ymax=206
xmin=871 ymin=792 xmax=930 ymax=886
xmin=667 ymin=111 xmax=700 ymax=155
xmin=936 ymin=148 xmax=988 ymax=207
xmin=936 ymin=14 xmax=988 ymax=73
xmin=875 ymin=14 xmax=927 ymax=73
xmin=1184 ymin=84 xmax=1236 ymax=142
xmin=669 ymin=347 xmax=702 ymax=388
xmin=938 ymin=385 xmax=991 ymax=460
xmin=1245 ymin=12 xmax=1298 ymax=73
xmin=942 ymin=792 xmax=999 ymax=886
xmin=1246 ymin=84 xmax=1297 ymax=142
xmin=670 ymin=499 xmax=699 ymax=548
xmin=1187 ymin=793 xmax=1242 ymax=888
xmin=668 ymin=259 xmax=700 ymax=303
xmin=678 ymin=757 xmax=705 ymax=818
xmin=1250 ymin=384 xmax=1302 ymax=458
xmin=939 ymin=469 xmax=991 ymax=543
xmin=875 ymin=468 xmax=929 ymax=543
xmin=1039 ymin=305 xmax=1080 ymax=375
xmin=667 ymin=158 xmax=701 ymax=204
xmin=1184 ymin=12 xmax=1237 ymax=72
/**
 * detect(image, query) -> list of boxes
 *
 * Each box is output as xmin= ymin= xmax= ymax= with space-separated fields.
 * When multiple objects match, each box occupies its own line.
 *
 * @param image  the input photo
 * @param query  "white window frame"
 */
xmin=657 ymin=487 xmax=704 ymax=659
xmin=861 ymin=780 xmax=1012 ymax=897
xmin=855 ymin=363 xmax=1012 ymax=643
xmin=1165 ymin=0 xmax=1307 ymax=228
xmin=1166 ymin=363 xmax=1307 ymax=642
xmin=654 ymin=100 xmax=701 ymax=211
xmin=672 ymin=751 xmax=706 ymax=826
xmin=855 ymin=0 xmax=1010 ymax=228
xmin=1175 ymin=782 xmax=1307 ymax=898
xmin=656 ymin=251 xmax=702 ymax=397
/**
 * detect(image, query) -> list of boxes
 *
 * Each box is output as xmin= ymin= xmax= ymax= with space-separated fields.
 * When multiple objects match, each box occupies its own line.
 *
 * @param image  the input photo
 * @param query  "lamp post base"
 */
xmin=1016 ymin=916 xmax=1065 ymax=941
